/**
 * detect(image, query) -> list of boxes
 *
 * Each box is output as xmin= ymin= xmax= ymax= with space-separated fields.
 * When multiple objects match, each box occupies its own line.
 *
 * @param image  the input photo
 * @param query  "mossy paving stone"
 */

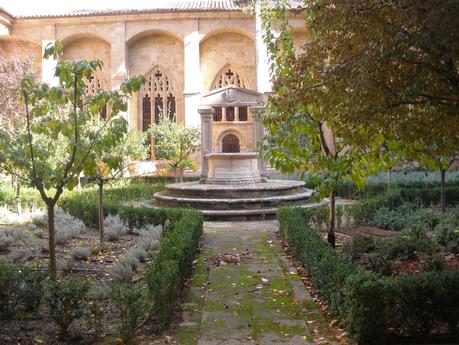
xmin=167 ymin=221 xmax=344 ymax=345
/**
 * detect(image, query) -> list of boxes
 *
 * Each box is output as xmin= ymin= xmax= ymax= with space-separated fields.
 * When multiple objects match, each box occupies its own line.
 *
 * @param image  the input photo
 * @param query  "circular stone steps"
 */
xmin=153 ymin=180 xmax=314 ymax=220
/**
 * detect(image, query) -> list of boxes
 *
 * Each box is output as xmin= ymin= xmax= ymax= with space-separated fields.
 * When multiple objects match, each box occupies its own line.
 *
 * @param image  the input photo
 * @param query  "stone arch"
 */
xmin=200 ymin=27 xmax=254 ymax=43
xmin=210 ymin=63 xmax=252 ymax=90
xmin=0 ymin=35 xmax=41 ymax=75
xmin=61 ymin=32 xmax=110 ymax=48
xmin=217 ymin=130 xmax=246 ymax=153
xmin=62 ymin=34 xmax=111 ymax=90
xmin=222 ymin=133 xmax=240 ymax=153
xmin=126 ymin=29 xmax=183 ymax=47
xmin=128 ymin=31 xmax=184 ymax=133
xmin=200 ymin=31 xmax=256 ymax=91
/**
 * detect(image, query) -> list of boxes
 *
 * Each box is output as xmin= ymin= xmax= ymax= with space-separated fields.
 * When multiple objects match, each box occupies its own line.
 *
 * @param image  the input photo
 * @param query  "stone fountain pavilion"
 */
xmin=154 ymin=86 xmax=313 ymax=220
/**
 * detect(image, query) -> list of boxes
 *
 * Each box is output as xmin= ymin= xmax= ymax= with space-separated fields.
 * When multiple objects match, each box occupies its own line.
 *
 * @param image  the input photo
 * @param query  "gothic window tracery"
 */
xmin=80 ymin=72 xmax=108 ymax=119
xmin=140 ymin=67 xmax=178 ymax=130
xmin=211 ymin=66 xmax=248 ymax=90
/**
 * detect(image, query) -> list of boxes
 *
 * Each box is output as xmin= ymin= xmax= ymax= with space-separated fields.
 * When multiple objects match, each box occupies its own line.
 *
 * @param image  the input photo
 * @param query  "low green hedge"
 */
xmin=401 ymin=187 xmax=459 ymax=207
xmin=60 ymin=192 xmax=186 ymax=230
xmin=279 ymin=207 xmax=459 ymax=344
xmin=61 ymin=190 xmax=204 ymax=329
xmin=1 ymin=200 xmax=203 ymax=336
xmin=0 ymin=184 xmax=44 ymax=210
xmin=146 ymin=209 xmax=203 ymax=328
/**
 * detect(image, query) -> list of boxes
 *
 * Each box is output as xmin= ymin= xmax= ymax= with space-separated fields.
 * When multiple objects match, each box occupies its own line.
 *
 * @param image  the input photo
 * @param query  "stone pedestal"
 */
xmin=205 ymin=152 xmax=262 ymax=185
xmin=252 ymin=105 xmax=268 ymax=180
xmin=199 ymin=106 xmax=214 ymax=182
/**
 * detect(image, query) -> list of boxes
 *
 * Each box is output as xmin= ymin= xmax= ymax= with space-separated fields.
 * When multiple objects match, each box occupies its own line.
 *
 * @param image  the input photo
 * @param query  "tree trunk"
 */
xmin=47 ymin=203 xmax=57 ymax=278
xmin=179 ymin=167 xmax=184 ymax=183
xmin=98 ymin=180 xmax=104 ymax=253
xmin=327 ymin=190 xmax=336 ymax=248
xmin=15 ymin=180 xmax=21 ymax=215
xmin=174 ymin=167 xmax=181 ymax=183
xmin=440 ymin=169 xmax=446 ymax=213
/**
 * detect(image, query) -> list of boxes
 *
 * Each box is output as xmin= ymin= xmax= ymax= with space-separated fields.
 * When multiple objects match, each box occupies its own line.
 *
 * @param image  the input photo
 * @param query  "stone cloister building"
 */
xmin=0 ymin=1 xmax=306 ymax=159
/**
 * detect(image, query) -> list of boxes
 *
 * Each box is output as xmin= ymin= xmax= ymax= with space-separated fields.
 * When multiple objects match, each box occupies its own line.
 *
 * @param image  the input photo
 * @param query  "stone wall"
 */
xmin=200 ymin=32 xmax=256 ymax=91
xmin=62 ymin=36 xmax=111 ymax=87
xmin=0 ymin=36 xmax=42 ymax=77
xmin=3 ymin=10 xmax=307 ymax=164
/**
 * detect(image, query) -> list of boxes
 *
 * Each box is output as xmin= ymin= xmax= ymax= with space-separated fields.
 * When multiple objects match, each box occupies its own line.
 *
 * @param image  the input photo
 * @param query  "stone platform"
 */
xmin=154 ymin=180 xmax=313 ymax=220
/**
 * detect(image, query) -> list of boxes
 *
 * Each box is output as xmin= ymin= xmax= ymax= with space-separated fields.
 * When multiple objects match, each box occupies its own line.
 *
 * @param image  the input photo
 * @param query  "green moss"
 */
xmin=172 ymin=334 xmax=199 ymax=345
xmin=191 ymin=274 xmax=208 ymax=287
xmin=203 ymin=299 xmax=225 ymax=311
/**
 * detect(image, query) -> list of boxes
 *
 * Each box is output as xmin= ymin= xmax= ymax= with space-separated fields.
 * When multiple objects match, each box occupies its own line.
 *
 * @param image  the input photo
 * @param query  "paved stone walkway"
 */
xmin=170 ymin=221 xmax=341 ymax=345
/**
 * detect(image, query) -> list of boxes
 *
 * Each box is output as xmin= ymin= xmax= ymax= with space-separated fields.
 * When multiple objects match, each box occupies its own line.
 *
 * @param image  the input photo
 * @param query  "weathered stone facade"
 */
xmin=0 ymin=4 xmax=306 ymax=158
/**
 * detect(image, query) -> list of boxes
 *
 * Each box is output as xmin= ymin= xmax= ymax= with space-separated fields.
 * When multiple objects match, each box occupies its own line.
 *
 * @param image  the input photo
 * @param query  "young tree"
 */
xmin=90 ymin=128 xmax=149 ymax=252
xmin=411 ymin=137 xmax=458 ymax=212
xmin=0 ymin=42 xmax=144 ymax=276
xmin=148 ymin=115 xmax=200 ymax=183
xmin=260 ymin=2 xmax=381 ymax=247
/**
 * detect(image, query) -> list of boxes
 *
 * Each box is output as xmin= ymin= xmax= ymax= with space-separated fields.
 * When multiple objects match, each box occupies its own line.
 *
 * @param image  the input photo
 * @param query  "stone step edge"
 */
xmin=154 ymin=190 xmax=313 ymax=204
xmin=201 ymin=202 xmax=323 ymax=216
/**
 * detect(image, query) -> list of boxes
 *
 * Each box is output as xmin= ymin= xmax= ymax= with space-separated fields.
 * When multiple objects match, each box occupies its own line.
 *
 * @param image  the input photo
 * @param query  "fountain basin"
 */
xmin=204 ymin=152 xmax=262 ymax=185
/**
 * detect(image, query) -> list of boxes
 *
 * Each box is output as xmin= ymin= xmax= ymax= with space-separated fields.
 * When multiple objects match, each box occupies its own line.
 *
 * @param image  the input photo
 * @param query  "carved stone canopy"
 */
xmin=200 ymin=85 xmax=263 ymax=107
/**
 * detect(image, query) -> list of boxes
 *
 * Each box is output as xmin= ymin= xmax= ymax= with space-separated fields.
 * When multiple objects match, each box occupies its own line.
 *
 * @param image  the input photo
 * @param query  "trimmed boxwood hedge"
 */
xmin=60 ymin=192 xmax=204 ymax=330
xmin=146 ymin=211 xmax=203 ymax=328
xmin=279 ymin=207 xmax=459 ymax=344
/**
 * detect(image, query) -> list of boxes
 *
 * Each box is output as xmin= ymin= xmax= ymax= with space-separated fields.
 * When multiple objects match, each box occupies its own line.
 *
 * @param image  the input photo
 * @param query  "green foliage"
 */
xmin=434 ymin=215 xmax=459 ymax=254
xmin=15 ymin=268 xmax=46 ymax=313
xmin=343 ymin=235 xmax=377 ymax=260
xmin=349 ymin=189 xmax=405 ymax=226
xmin=0 ymin=262 xmax=16 ymax=318
xmin=110 ymin=282 xmax=146 ymax=343
xmin=148 ymin=115 xmax=200 ymax=180
xmin=60 ymin=184 xmax=188 ymax=231
xmin=0 ymin=182 xmax=44 ymax=210
xmin=0 ymin=264 xmax=46 ymax=318
xmin=279 ymin=207 xmax=459 ymax=342
xmin=146 ymin=210 xmax=203 ymax=329
xmin=370 ymin=203 xmax=426 ymax=232
xmin=71 ymin=246 xmax=91 ymax=261
xmin=46 ymin=275 xmax=89 ymax=337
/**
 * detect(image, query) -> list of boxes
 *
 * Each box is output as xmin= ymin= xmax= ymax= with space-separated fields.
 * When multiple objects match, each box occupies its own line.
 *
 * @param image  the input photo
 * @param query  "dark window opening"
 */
xmin=142 ymin=96 xmax=151 ymax=131
xmin=222 ymin=134 xmax=240 ymax=153
xmin=167 ymin=94 xmax=176 ymax=122
xmin=100 ymin=105 xmax=107 ymax=121
xmin=226 ymin=107 xmax=235 ymax=122
xmin=214 ymin=107 xmax=222 ymax=122
xmin=238 ymin=107 xmax=248 ymax=121
xmin=154 ymin=96 xmax=163 ymax=124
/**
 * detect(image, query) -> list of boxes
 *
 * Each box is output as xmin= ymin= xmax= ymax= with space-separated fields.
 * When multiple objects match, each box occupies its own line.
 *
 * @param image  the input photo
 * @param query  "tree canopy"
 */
xmin=299 ymin=0 xmax=459 ymax=159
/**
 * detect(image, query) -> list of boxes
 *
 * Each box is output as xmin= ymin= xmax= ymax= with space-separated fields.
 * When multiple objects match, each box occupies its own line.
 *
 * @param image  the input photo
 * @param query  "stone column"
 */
xmin=110 ymin=22 xmax=127 ymax=89
xmin=255 ymin=1 xmax=272 ymax=94
xmin=110 ymin=23 xmax=131 ymax=126
xmin=183 ymin=30 xmax=203 ymax=127
xmin=198 ymin=106 xmax=214 ymax=183
xmin=0 ymin=23 xmax=8 ymax=35
xmin=0 ymin=10 xmax=12 ymax=35
xmin=251 ymin=105 xmax=268 ymax=180
xmin=41 ymin=40 xmax=58 ymax=86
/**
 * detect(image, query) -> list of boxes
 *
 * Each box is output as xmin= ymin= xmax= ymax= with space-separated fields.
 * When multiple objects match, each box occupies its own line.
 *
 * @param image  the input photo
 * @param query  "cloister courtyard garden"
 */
xmin=1 ymin=1 xmax=459 ymax=344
